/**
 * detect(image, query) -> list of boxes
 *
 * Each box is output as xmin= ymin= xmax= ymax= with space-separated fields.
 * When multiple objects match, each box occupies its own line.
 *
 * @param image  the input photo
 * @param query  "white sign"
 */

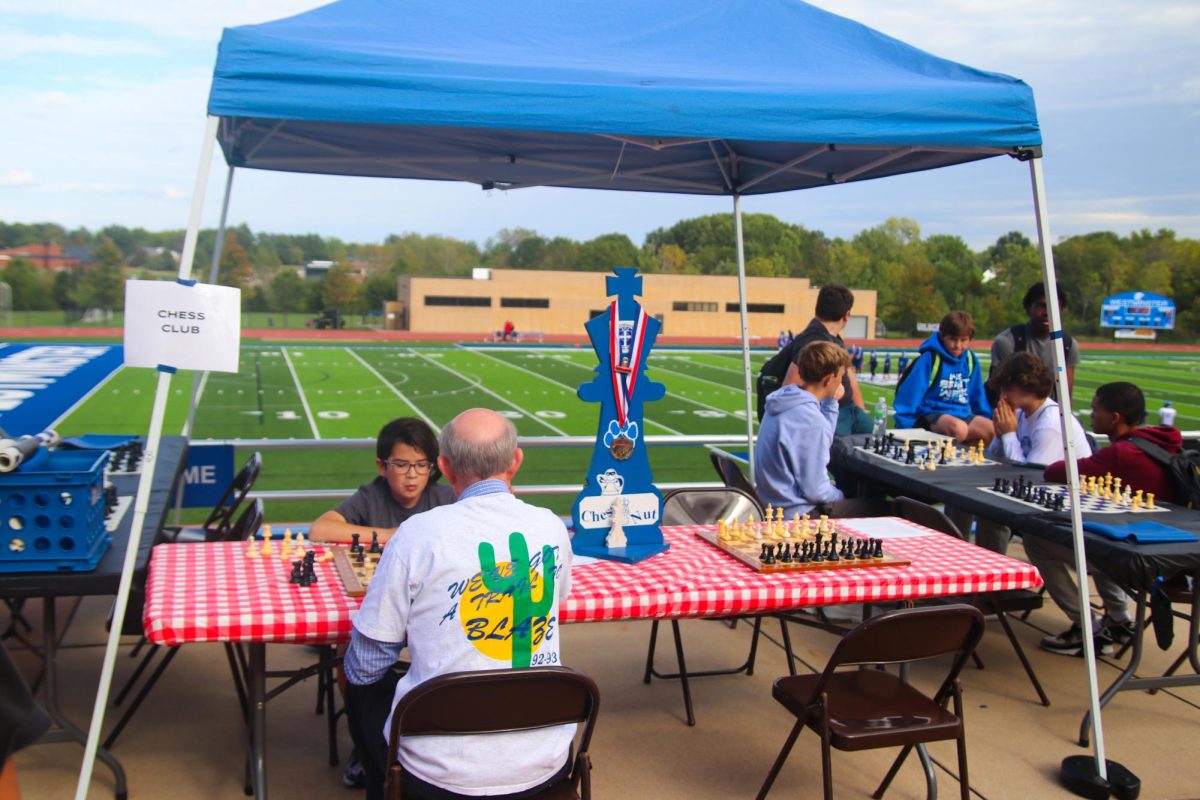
xmin=577 ymin=492 xmax=659 ymax=529
xmin=123 ymin=280 xmax=241 ymax=373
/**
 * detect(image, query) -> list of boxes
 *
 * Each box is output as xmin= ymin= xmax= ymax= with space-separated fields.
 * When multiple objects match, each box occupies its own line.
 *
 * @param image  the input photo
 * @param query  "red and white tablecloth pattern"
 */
xmin=144 ymin=520 xmax=1042 ymax=646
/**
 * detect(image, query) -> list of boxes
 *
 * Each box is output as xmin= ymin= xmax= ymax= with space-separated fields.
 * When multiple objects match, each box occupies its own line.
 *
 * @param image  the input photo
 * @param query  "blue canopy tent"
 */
xmin=79 ymin=2 xmax=1111 ymax=798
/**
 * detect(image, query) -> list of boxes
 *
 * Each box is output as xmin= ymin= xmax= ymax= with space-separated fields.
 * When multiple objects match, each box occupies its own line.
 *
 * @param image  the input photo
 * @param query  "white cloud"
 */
xmin=33 ymin=90 xmax=72 ymax=108
xmin=0 ymin=170 xmax=35 ymax=187
xmin=0 ymin=31 xmax=165 ymax=58
xmin=0 ymin=0 xmax=323 ymax=41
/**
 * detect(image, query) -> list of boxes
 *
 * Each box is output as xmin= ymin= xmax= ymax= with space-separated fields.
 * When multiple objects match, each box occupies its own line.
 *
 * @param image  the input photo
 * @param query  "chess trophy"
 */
xmin=571 ymin=267 xmax=668 ymax=563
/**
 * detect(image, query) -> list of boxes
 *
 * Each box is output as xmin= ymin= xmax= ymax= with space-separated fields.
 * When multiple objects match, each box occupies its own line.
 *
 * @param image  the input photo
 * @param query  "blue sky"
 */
xmin=1 ymin=0 xmax=1198 ymax=250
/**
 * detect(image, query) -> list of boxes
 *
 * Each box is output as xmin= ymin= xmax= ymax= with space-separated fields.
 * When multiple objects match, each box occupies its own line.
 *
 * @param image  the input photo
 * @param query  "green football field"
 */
xmin=53 ymin=344 xmax=1200 ymax=520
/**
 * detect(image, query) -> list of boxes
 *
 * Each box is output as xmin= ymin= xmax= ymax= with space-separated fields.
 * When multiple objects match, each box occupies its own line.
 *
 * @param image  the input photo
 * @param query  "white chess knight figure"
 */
xmin=605 ymin=496 xmax=630 ymax=549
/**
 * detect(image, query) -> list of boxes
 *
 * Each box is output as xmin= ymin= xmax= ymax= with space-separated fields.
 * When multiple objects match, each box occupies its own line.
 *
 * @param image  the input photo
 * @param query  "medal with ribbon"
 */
xmin=607 ymin=299 xmax=648 ymax=459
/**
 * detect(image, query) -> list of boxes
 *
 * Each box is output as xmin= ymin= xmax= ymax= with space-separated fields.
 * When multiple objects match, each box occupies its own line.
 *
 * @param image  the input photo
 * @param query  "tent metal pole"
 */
xmin=1028 ymin=156 xmax=1108 ymax=781
xmin=732 ymin=195 xmax=756 ymax=478
xmin=74 ymin=115 xmax=221 ymax=800
xmin=181 ymin=165 xmax=235 ymax=439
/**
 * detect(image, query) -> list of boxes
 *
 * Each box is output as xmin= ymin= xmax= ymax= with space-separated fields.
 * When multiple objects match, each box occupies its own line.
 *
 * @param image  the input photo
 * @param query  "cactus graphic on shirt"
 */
xmin=477 ymin=532 xmax=556 ymax=668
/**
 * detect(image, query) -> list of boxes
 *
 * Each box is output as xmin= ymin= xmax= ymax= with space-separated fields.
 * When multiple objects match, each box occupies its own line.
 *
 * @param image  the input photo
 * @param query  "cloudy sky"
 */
xmin=2 ymin=0 xmax=1197 ymax=250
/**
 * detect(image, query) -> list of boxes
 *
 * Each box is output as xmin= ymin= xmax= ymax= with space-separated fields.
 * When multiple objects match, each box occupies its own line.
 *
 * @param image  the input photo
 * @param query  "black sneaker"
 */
xmin=342 ymin=751 xmax=366 ymax=789
xmin=1041 ymin=623 xmax=1114 ymax=657
xmin=1097 ymin=617 xmax=1135 ymax=651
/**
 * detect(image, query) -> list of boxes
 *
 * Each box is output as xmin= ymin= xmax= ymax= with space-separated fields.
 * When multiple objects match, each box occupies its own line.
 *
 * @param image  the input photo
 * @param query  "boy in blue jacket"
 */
xmin=755 ymin=341 xmax=851 ymax=516
xmin=893 ymin=311 xmax=994 ymax=445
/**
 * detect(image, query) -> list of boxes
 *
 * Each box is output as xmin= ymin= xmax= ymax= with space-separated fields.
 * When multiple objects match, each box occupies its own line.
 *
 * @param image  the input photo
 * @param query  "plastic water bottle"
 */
xmin=872 ymin=397 xmax=889 ymax=437
xmin=1159 ymin=402 xmax=1177 ymax=427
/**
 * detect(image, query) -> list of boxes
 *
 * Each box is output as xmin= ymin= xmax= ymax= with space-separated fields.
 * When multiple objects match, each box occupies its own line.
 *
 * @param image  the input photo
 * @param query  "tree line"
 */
xmin=1 ymin=217 xmax=1197 ymax=339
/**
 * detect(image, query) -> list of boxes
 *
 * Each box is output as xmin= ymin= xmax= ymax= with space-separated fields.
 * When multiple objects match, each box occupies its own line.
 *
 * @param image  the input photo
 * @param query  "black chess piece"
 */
xmin=906 ymin=446 xmax=916 ymax=465
xmin=872 ymin=539 xmax=884 ymax=558
xmin=350 ymin=533 xmax=361 ymax=554
xmin=759 ymin=543 xmax=770 ymax=562
xmin=301 ymin=551 xmax=318 ymax=586
xmin=369 ymin=531 xmax=381 ymax=554
xmin=994 ymin=477 xmax=1003 ymax=492
xmin=763 ymin=544 xmax=777 ymax=565
xmin=289 ymin=560 xmax=303 ymax=585
xmin=355 ymin=549 xmax=365 ymax=566
xmin=796 ymin=542 xmax=810 ymax=563
xmin=779 ymin=543 xmax=792 ymax=563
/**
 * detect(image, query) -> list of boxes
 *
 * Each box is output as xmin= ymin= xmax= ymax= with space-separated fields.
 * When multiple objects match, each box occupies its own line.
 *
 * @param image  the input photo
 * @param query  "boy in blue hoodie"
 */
xmin=893 ymin=311 xmax=994 ymax=445
xmin=755 ymin=341 xmax=851 ymax=516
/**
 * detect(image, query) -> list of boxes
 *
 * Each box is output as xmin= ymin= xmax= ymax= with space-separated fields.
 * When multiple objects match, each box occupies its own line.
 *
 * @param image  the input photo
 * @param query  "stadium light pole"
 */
xmin=74 ymin=116 xmax=221 ymax=800
xmin=732 ymin=195 xmax=756 ymax=479
xmin=1029 ymin=155 xmax=1123 ymax=794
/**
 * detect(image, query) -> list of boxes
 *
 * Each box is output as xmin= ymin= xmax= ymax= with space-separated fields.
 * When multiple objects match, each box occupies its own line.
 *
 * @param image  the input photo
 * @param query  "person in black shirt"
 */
xmin=756 ymin=284 xmax=871 ymax=435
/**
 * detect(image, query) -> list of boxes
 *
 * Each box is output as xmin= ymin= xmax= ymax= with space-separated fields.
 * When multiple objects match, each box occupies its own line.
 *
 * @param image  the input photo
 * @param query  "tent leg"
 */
xmin=733 ymin=195 xmax=756 ymax=479
xmin=1028 ymin=156 xmax=1108 ymax=783
xmin=74 ymin=115 xmax=220 ymax=800
xmin=181 ymin=166 xmax=235 ymax=440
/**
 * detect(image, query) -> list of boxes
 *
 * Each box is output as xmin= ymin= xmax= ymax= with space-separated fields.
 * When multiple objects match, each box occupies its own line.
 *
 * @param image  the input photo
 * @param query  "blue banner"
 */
xmin=181 ymin=444 xmax=236 ymax=508
xmin=0 ymin=343 xmax=124 ymax=436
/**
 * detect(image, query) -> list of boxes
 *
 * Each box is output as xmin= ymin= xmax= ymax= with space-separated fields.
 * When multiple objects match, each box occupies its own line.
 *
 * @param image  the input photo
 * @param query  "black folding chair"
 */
xmin=757 ymin=605 xmax=985 ymax=800
xmin=105 ymin=498 xmax=265 ymax=748
xmin=893 ymin=496 xmax=1050 ymax=706
xmin=159 ymin=452 xmax=262 ymax=544
xmin=642 ymin=487 xmax=772 ymax=726
xmin=384 ymin=668 xmax=600 ymax=800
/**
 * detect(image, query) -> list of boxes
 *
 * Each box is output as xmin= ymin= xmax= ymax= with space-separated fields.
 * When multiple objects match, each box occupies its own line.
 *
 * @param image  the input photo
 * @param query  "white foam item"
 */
xmin=839 ymin=518 xmax=934 ymax=539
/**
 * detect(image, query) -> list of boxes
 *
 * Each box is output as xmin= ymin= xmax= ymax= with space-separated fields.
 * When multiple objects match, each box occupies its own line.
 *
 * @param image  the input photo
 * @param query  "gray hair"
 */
xmin=439 ymin=412 xmax=518 ymax=481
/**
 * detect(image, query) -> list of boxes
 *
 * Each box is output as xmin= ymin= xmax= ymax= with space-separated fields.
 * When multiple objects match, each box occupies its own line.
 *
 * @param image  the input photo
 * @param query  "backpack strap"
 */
xmin=1009 ymin=323 xmax=1027 ymax=355
xmin=1127 ymin=435 xmax=1174 ymax=466
xmin=925 ymin=353 xmax=942 ymax=391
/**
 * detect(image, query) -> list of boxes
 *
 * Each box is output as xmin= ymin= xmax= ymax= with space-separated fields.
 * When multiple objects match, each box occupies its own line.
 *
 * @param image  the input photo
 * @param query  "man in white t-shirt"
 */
xmin=344 ymin=408 xmax=574 ymax=800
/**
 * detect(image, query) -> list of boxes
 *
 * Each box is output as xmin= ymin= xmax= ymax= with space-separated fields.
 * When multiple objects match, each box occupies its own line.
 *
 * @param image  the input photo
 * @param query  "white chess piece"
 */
xmin=605 ymin=497 xmax=628 ymax=549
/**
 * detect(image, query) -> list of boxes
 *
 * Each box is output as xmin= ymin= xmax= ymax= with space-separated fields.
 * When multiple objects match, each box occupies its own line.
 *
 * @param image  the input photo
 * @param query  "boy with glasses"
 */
xmin=313 ymin=417 xmax=455 ymax=546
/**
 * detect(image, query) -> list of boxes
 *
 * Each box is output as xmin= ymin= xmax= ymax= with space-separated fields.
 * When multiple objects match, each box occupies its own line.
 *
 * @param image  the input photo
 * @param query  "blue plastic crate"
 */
xmin=0 ymin=449 xmax=111 ymax=573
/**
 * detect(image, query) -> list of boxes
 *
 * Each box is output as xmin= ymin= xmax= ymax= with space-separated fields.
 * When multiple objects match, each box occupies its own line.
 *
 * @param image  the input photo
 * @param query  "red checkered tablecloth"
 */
xmin=144 ymin=520 xmax=1042 ymax=646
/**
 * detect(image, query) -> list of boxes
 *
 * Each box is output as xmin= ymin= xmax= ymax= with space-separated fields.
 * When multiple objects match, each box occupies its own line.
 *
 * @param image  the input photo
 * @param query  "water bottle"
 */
xmin=1159 ymin=402 xmax=1177 ymax=427
xmin=872 ymin=397 xmax=889 ymax=437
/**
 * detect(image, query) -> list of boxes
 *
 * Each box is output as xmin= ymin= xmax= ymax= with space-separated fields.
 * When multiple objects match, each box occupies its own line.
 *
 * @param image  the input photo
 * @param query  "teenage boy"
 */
xmin=1031 ymin=382 xmax=1183 ymax=656
xmin=990 ymin=281 xmax=1079 ymax=403
xmin=950 ymin=354 xmax=1091 ymax=555
xmin=755 ymin=341 xmax=851 ymax=516
xmin=892 ymin=311 xmax=993 ymax=445
xmin=757 ymin=283 xmax=870 ymax=434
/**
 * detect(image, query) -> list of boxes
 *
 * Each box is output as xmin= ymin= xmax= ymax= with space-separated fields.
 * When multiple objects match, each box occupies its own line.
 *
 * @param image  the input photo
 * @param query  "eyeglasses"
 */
xmin=383 ymin=459 xmax=433 ymax=475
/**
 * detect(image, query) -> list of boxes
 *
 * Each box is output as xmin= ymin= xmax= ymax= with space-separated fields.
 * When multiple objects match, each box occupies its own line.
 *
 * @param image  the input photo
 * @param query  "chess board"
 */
xmin=857 ymin=436 xmax=996 ymax=469
xmin=695 ymin=524 xmax=909 ymax=574
xmin=331 ymin=546 xmax=383 ymax=596
xmin=978 ymin=484 xmax=1169 ymax=514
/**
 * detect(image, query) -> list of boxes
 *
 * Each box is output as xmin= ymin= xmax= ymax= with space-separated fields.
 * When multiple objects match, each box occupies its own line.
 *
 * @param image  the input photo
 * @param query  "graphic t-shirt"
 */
xmin=352 ymin=491 xmax=574 ymax=796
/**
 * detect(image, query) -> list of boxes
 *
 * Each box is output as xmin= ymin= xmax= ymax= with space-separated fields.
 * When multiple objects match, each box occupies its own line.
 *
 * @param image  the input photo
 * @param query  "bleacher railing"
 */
xmin=201 ymin=434 xmax=754 ymax=502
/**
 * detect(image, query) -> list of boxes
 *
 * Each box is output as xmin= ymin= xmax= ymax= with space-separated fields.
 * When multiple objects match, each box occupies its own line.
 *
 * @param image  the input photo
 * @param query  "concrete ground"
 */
xmin=6 ymin=551 xmax=1199 ymax=800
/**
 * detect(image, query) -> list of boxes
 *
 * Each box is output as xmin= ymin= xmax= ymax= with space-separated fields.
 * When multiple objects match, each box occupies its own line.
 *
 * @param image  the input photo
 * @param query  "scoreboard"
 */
xmin=1100 ymin=291 xmax=1175 ymax=330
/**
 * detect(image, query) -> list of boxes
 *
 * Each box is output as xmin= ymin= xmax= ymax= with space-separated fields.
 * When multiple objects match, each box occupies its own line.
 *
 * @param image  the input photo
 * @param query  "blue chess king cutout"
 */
xmin=571 ymin=267 xmax=668 ymax=563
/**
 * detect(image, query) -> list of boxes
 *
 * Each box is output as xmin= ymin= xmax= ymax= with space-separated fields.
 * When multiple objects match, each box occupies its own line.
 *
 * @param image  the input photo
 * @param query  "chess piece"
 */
xmin=779 ymin=543 xmax=792 ymax=563
xmin=370 ymin=531 xmax=382 ymax=554
xmin=246 ymin=540 xmax=259 ymax=559
xmin=261 ymin=537 xmax=274 ymax=556
xmin=350 ymin=533 xmax=361 ymax=554
xmin=289 ymin=560 xmax=303 ymax=585
xmin=763 ymin=544 xmax=776 ymax=565
xmin=1147 ymin=493 xmax=1156 ymax=509
xmin=605 ymin=497 xmax=628 ymax=549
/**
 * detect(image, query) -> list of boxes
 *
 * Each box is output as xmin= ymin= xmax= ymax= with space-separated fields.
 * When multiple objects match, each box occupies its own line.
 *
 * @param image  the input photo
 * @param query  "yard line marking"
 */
xmin=481 ymin=348 xmax=689 ymax=436
xmin=280 ymin=346 xmax=321 ymax=438
xmin=345 ymin=347 xmax=440 ymax=433
xmin=651 ymin=363 xmax=745 ymax=394
xmin=410 ymin=348 xmax=568 ymax=436
xmin=550 ymin=352 xmax=752 ymax=425
xmin=48 ymin=364 xmax=127 ymax=430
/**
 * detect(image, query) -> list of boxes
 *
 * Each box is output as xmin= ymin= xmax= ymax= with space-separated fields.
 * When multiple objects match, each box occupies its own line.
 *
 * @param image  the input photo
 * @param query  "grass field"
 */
xmin=52 ymin=344 xmax=1200 ymax=520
